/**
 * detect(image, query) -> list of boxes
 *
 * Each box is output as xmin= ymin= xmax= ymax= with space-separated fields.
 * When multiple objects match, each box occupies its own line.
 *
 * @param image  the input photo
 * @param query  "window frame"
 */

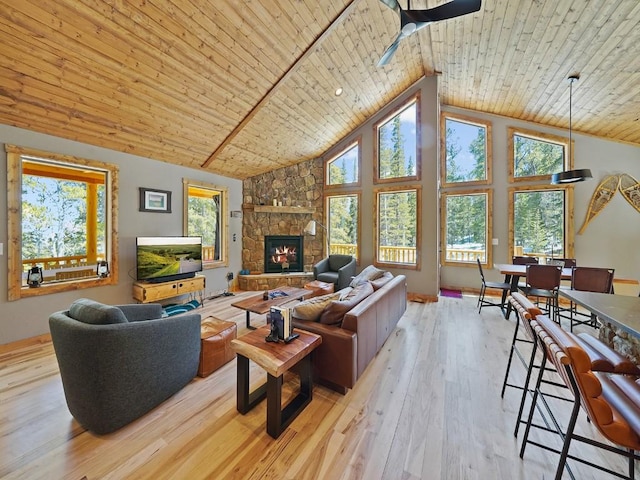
xmin=440 ymin=188 xmax=492 ymax=267
xmin=508 ymin=184 xmax=575 ymax=262
xmin=325 ymin=192 xmax=361 ymax=262
xmin=440 ymin=112 xmax=492 ymax=188
xmin=508 ymin=127 xmax=573 ymax=183
xmin=373 ymin=185 xmax=421 ymax=270
xmin=324 ymin=138 xmax=362 ymax=189
xmin=374 ymin=93 xmax=421 ymax=184
xmin=183 ymin=179 xmax=229 ymax=269
xmin=6 ymin=145 xmax=119 ymax=301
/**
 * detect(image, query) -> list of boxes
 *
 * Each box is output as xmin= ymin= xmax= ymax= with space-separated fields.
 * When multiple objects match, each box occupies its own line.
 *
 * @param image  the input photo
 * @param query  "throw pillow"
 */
xmin=292 ymin=291 xmax=342 ymax=321
xmin=319 ymin=281 xmax=374 ymax=325
xmin=350 ymin=265 xmax=385 ymax=287
xmin=370 ymin=271 xmax=394 ymax=290
xmin=68 ymin=298 xmax=128 ymax=325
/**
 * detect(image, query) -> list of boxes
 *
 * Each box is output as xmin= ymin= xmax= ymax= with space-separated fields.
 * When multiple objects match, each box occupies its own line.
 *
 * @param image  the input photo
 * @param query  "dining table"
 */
xmin=558 ymin=289 xmax=640 ymax=338
xmin=494 ymin=263 xmax=573 ymax=319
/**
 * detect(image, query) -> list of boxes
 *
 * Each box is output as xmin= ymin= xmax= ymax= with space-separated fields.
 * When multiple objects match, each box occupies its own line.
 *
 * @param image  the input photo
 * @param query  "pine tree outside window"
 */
xmin=326 ymin=194 xmax=360 ymax=260
xmin=374 ymin=186 xmax=421 ymax=269
xmin=375 ymin=94 xmax=421 ymax=183
xmin=441 ymin=113 xmax=492 ymax=187
xmin=509 ymin=185 xmax=574 ymax=262
xmin=441 ymin=190 xmax=491 ymax=266
xmin=183 ymin=180 xmax=228 ymax=268
xmin=508 ymin=127 xmax=571 ymax=183
xmin=326 ymin=141 xmax=360 ymax=187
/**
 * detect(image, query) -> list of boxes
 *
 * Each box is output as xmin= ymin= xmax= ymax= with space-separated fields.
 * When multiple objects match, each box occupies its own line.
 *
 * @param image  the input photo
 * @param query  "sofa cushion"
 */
xmin=350 ymin=265 xmax=385 ymax=287
xmin=68 ymin=298 xmax=128 ymax=325
xmin=319 ymin=282 xmax=374 ymax=325
xmin=370 ymin=271 xmax=394 ymax=291
xmin=292 ymin=291 xmax=342 ymax=321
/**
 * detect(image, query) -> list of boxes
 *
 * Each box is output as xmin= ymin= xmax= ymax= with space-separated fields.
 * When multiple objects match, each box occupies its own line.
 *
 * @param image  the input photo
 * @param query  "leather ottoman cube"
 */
xmin=198 ymin=317 xmax=237 ymax=378
xmin=303 ymin=280 xmax=335 ymax=298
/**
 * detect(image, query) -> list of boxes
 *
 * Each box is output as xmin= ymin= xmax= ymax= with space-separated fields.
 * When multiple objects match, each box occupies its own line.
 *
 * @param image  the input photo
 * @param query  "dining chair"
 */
xmin=476 ymin=259 xmax=511 ymax=314
xmin=522 ymin=264 xmax=562 ymax=322
xmin=568 ymin=266 xmax=615 ymax=332
xmin=547 ymin=258 xmax=576 ymax=268
xmin=512 ymin=255 xmax=539 ymax=265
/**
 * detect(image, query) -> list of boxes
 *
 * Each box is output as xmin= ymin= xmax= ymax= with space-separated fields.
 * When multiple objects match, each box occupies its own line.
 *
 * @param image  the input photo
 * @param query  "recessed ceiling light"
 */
xmin=335 ymin=87 xmax=343 ymax=96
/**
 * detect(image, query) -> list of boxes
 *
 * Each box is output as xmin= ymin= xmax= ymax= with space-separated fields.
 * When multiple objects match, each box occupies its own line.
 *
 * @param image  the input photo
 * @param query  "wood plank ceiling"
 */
xmin=0 ymin=0 xmax=639 ymax=180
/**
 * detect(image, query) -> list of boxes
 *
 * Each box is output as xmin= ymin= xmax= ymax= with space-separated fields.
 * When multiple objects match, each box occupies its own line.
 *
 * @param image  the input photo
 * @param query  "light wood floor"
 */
xmin=1 ymin=292 xmax=636 ymax=479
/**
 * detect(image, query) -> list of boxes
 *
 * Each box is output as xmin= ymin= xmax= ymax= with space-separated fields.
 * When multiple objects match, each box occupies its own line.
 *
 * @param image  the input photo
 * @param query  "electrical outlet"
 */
xmin=226 ymin=272 xmax=234 ymax=281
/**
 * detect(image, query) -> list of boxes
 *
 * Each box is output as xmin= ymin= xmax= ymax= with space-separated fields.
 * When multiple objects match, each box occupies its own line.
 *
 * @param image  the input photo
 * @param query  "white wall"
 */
xmin=440 ymin=106 xmax=640 ymax=289
xmin=0 ymin=125 xmax=243 ymax=345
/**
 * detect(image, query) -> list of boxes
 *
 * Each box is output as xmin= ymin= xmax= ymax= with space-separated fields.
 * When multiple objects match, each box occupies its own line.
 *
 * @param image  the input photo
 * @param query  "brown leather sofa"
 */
xmin=292 ymin=274 xmax=407 ymax=394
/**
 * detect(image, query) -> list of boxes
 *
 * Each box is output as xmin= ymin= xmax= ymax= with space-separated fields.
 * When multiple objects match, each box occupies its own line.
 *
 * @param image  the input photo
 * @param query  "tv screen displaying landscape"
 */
xmin=136 ymin=236 xmax=202 ymax=282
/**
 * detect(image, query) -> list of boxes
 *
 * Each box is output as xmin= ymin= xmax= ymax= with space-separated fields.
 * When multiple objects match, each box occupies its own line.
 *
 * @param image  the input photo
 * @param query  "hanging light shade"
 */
xmin=551 ymin=168 xmax=593 ymax=184
xmin=551 ymin=74 xmax=592 ymax=185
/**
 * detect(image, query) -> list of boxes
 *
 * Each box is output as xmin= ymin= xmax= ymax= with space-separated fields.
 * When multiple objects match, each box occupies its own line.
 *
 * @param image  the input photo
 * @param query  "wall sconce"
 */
xmin=27 ymin=265 xmax=44 ymax=288
xmin=97 ymin=260 xmax=110 ymax=278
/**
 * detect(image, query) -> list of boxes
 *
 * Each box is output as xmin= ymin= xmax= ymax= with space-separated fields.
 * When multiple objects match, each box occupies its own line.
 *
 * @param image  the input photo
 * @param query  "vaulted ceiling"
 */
xmin=1 ymin=1 xmax=639 ymax=179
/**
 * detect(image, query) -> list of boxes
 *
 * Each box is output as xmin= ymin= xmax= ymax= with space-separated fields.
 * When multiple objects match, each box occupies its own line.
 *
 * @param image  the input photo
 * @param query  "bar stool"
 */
xmin=521 ymin=314 xmax=640 ymax=480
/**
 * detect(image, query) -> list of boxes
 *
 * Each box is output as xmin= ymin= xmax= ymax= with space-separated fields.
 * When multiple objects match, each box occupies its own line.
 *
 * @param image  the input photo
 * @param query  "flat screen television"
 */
xmin=136 ymin=236 xmax=203 ymax=283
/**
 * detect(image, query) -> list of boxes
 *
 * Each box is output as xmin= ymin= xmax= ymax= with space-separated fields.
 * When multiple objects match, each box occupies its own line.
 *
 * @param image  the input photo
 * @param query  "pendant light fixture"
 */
xmin=551 ymin=74 xmax=592 ymax=184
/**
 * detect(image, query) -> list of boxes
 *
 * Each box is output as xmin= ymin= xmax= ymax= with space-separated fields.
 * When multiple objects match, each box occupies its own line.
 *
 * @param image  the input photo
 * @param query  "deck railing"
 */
xmin=22 ymin=254 xmax=104 ymax=282
xmin=328 ymin=244 xmax=561 ymax=265
xmin=22 ymin=254 xmax=95 ymax=273
xmin=329 ymin=243 xmax=418 ymax=264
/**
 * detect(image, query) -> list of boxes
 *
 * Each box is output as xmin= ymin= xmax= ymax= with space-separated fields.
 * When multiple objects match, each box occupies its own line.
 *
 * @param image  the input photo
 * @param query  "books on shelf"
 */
xmin=269 ymin=305 xmax=293 ymax=341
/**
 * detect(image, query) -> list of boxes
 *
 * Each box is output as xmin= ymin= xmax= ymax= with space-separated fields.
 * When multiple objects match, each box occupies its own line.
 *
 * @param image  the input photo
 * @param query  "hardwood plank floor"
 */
xmin=0 ymin=292 xmax=636 ymax=479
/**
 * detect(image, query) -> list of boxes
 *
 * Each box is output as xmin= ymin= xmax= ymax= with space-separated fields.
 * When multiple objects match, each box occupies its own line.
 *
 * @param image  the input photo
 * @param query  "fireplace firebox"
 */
xmin=264 ymin=235 xmax=303 ymax=273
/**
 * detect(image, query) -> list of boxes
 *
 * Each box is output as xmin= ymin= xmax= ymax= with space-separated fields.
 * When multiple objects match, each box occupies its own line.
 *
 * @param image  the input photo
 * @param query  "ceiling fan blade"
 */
xmin=377 ymin=34 xmax=402 ymax=67
xmin=379 ymin=0 xmax=401 ymax=14
xmin=407 ymin=0 xmax=481 ymax=23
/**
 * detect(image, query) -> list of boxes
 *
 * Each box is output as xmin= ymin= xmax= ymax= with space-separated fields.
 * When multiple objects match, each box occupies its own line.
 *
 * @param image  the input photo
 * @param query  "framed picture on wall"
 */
xmin=139 ymin=187 xmax=172 ymax=213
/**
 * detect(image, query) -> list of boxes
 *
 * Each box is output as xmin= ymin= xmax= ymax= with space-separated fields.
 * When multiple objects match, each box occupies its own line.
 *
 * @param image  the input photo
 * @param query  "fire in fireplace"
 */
xmin=264 ymin=235 xmax=304 ymax=273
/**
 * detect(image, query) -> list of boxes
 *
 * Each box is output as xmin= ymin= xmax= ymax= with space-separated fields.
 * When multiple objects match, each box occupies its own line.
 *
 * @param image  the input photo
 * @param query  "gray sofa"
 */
xmin=49 ymin=299 xmax=201 ymax=434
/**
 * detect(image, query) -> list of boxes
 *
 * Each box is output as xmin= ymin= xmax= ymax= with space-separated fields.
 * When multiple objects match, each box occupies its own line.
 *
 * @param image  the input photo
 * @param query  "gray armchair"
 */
xmin=49 ymin=298 xmax=201 ymax=434
xmin=313 ymin=254 xmax=356 ymax=290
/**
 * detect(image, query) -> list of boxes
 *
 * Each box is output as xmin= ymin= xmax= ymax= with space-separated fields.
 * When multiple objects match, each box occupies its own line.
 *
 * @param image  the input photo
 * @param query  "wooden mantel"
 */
xmin=242 ymin=204 xmax=315 ymax=214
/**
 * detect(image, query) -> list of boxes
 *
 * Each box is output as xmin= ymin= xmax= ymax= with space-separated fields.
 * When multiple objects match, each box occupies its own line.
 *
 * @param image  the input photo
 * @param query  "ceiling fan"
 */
xmin=377 ymin=0 xmax=482 ymax=67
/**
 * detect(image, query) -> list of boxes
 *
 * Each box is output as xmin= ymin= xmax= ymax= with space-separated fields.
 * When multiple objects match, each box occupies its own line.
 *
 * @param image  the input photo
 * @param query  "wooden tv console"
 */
xmin=132 ymin=275 xmax=205 ymax=304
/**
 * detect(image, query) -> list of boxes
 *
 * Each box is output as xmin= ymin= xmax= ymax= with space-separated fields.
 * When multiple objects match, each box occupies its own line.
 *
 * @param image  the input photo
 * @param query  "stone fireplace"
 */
xmin=264 ymin=235 xmax=303 ymax=273
xmin=241 ymin=158 xmax=325 ymax=277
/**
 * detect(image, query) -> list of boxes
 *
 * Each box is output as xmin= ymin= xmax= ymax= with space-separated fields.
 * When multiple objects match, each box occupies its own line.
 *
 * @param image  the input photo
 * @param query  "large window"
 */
xmin=374 ymin=186 xmax=421 ymax=269
xmin=509 ymin=185 xmax=574 ymax=262
xmin=324 ymin=140 xmax=362 ymax=262
xmin=326 ymin=194 xmax=360 ymax=260
xmin=508 ymin=127 xmax=571 ymax=182
xmin=441 ymin=190 xmax=491 ymax=266
xmin=6 ymin=145 xmax=118 ymax=300
xmin=441 ymin=113 xmax=492 ymax=186
xmin=375 ymin=94 xmax=421 ymax=183
xmin=326 ymin=140 xmax=360 ymax=187
xmin=183 ymin=179 xmax=228 ymax=268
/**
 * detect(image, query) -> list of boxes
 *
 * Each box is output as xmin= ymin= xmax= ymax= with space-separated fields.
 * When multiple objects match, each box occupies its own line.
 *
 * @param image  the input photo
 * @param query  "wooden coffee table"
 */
xmin=231 ymin=286 xmax=310 ymax=329
xmin=230 ymin=326 xmax=322 ymax=439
